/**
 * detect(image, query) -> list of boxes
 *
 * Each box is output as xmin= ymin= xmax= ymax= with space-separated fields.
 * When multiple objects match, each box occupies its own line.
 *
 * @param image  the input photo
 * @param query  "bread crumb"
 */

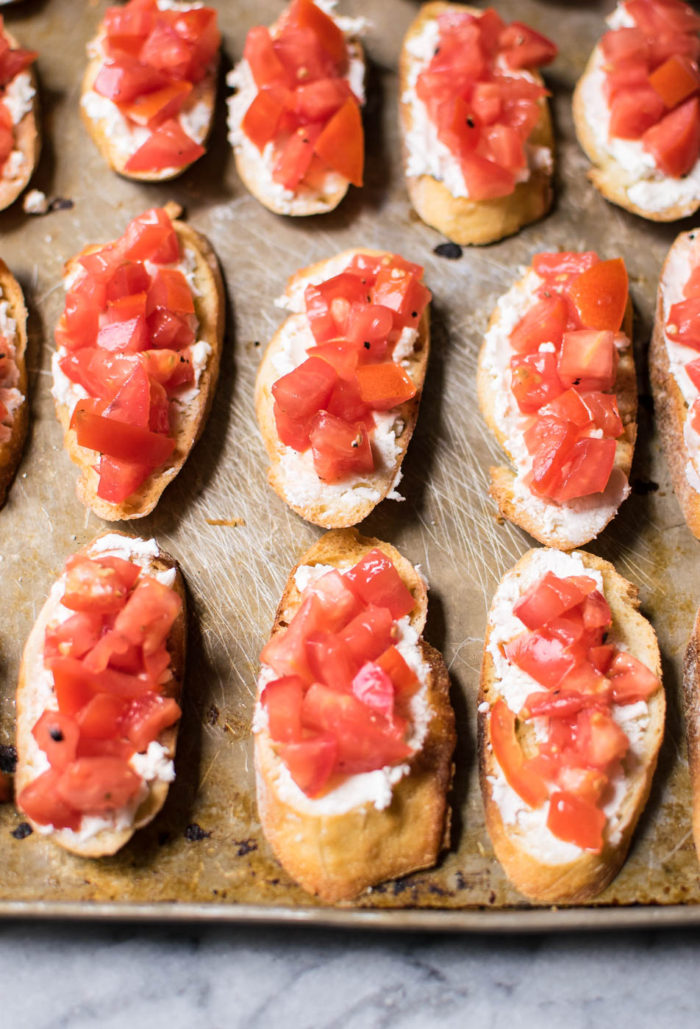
xmin=23 ymin=189 xmax=48 ymax=214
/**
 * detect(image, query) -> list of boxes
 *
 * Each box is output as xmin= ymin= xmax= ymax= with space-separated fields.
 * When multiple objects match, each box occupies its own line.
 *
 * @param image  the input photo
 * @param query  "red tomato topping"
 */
xmin=240 ymin=1 xmax=363 ymax=191
xmin=601 ymin=1 xmax=700 ymax=177
xmin=496 ymin=569 xmax=661 ymax=850
xmin=18 ymin=547 xmax=183 ymax=831
xmin=277 ymin=734 xmax=337 ymax=796
xmin=91 ymin=0 xmax=219 ymax=174
xmin=568 ymin=259 xmax=629 ymax=333
xmin=344 ymin=549 xmax=415 ymax=619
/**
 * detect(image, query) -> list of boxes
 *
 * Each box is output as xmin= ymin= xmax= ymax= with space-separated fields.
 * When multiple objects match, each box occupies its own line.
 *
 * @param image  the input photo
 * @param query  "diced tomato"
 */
xmin=17 ymin=769 xmax=81 ymax=830
xmin=308 ymin=411 xmax=373 ymax=482
xmin=56 ymin=757 xmax=142 ymax=813
xmin=244 ymin=26 xmax=291 ymax=88
xmin=489 ymin=698 xmax=548 ymax=807
xmin=277 ymin=734 xmax=337 ymax=796
xmin=344 ymin=549 xmax=415 ymax=619
xmin=313 ymin=97 xmax=364 ymax=187
xmin=93 ymin=57 xmax=169 ymax=103
xmin=289 ymin=0 xmax=348 ymax=68
xmin=140 ymin=21 xmax=192 ymax=79
xmin=307 ymin=342 xmax=359 ymax=381
xmin=96 ymin=456 xmax=152 ymax=504
xmin=273 ymin=123 xmax=323 ymax=190
xmin=581 ymin=391 xmax=624 ymax=437
xmin=461 ymin=151 xmax=516 ymax=199
xmin=106 ymin=261 xmax=151 ymax=302
xmin=510 ymin=295 xmax=568 ymax=354
xmin=376 ymin=645 xmax=419 ymax=699
xmin=114 ymin=577 xmax=181 ymax=656
xmin=649 ymin=53 xmax=700 ymax=107
xmin=294 ymin=77 xmax=351 ymax=122
xmin=72 ymin=404 xmax=176 ymax=467
xmin=600 ymin=27 xmax=649 ymax=64
xmin=370 ymin=268 xmax=430 ymax=326
xmin=568 ymin=259 xmax=628 ymax=333
xmin=301 ymin=682 xmax=410 ymax=775
xmin=121 ymin=208 xmax=179 ymax=264
xmin=581 ymin=591 xmax=612 ymax=633
xmin=346 ymin=304 xmax=395 ymax=349
xmin=121 ymin=79 xmax=193 ymax=127
xmin=260 ymin=594 xmax=323 ymax=683
xmin=609 ymin=86 xmax=666 ymax=138
xmin=119 ymin=692 xmax=181 ymax=750
xmin=306 ymin=632 xmax=358 ymax=691
xmin=242 ymin=85 xmax=293 ymax=152
xmin=547 ymin=790 xmax=605 ymax=851
xmin=32 ymin=710 xmax=80 ymax=771
xmin=44 ymin=611 xmax=103 ymax=662
xmin=513 ymin=572 xmax=596 ymax=631
xmin=540 ymin=388 xmax=592 ymax=428
xmin=148 ymin=308 xmax=194 ymax=350
xmin=642 ymin=96 xmax=700 ymax=177
xmin=124 ymin=118 xmax=205 ymax=173
xmin=62 ymin=555 xmax=134 ymax=614
xmin=667 ymin=297 xmax=700 ymax=349
xmin=605 ymin=59 xmax=650 ymax=102
xmin=575 ymin=708 xmax=629 ymax=769
xmin=589 ymin=644 xmax=615 ymax=675
xmin=148 ymin=267 xmax=194 ymax=314
xmin=557 ymin=330 xmax=618 ymax=392
xmin=498 ymin=21 xmax=557 ymax=70
xmin=520 ymin=689 xmax=597 ymax=720
xmin=533 ymin=251 xmax=599 ymax=282
xmin=504 ymin=630 xmax=577 ymax=689
xmin=607 ymin=650 xmax=660 ymax=703
xmin=510 ymin=352 xmax=564 ymax=413
xmin=325 ymin=378 xmax=373 ymax=425
xmin=355 ymin=362 xmax=416 ymax=411
xmin=351 ymin=661 xmax=395 ymax=720
xmin=547 ymin=437 xmax=617 ymax=503
xmin=302 ymin=569 xmax=362 ymax=629
xmin=340 ymin=604 xmax=394 ymax=666
xmin=272 ymin=356 xmax=337 ymax=422
xmin=76 ymin=693 xmax=128 ymax=740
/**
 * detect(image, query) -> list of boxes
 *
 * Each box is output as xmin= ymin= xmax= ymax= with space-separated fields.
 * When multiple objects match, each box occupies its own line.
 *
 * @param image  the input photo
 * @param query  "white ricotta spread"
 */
xmin=255 ymin=562 xmax=432 ymax=816
xmin=479 ymin=268 xmax=631 ymax=545
xmin=659 ymin=232 xmax=700 ymax=490
xmin=401 ymin=17 xmax=551 ymax=199
xmin=578 ymin=1 xmax=700 ymax=214
xmin=81 ymin=1 xmax=214 ymax=172
xmin=226 ymin=2 xmax=366 ymax=214
xmin=20 ymin=535 xmax=179 ymax=843
xmin=3 ymin=70 xmax=34 ymax=125
xmin=485 ymin=548 xmax=651 ymax=861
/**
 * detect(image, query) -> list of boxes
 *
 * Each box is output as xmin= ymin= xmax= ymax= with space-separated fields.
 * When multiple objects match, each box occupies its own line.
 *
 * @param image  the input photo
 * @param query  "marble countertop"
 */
xmin=2 ymin=923 xmax=699 ymax=1027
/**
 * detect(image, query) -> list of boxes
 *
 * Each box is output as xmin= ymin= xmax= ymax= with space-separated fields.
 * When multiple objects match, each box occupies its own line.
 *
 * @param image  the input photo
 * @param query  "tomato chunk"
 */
xmin=489 ymin=698 xmax=548 ymax=807
xmin=56 ymin=757 xmax=142 ymax=813
xmin=547 ymin=791 xmax=606 ymax=851
xmin=344 ymin=549 xmax=415 ymax=619
xmin=569 ymin=259 xmax=629 ymax=333
xmin=17 ymin=769 xmax=81 ymax=830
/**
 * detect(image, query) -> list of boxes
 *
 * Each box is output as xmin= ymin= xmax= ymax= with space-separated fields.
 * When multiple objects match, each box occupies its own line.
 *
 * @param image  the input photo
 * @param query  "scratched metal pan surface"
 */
xmin=0 ymin=0 xmax=699 ymax=930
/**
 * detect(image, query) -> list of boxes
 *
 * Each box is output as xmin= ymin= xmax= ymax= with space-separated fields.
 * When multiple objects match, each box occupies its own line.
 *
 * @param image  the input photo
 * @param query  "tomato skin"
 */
xmin=308 ymin=411 xmax=374 ymax=482
xmin=44 ymin=611 xmax=103 ymax=662
xmin=667 ymin=297 xmax=700 ymax=348
xmin=313 ymin=97 xmax=364 ymax=186
xmin=272 ymin=356 xmax=338 ymax=422
xmin=244 ymin=26 xmax=291 ymax=88
xmin=114 ymin=577 xmax=182 ymax=656
xmin=17 ymin=769 xmax=81 ymax=831
xmin=355 ymin=362 xmax=416 ymax=410
xmin=607 ymin=650 xmax=660 ymax=703
xmin=344 ymin=549 xmax=415 ymax=619
xmin=290 ymin=0 xmax=348 ymax=68
xmin=498 ymin=21 xmax=558 ymax=70
xmin=489 ymin=698 xmax=548 ymax=807
xmin=649 ymin=53 xmax=700 ymax=107
xmin=513 ymin=571 xmax=595 ymax=631
xmin=351 ymin=661 xmax=395 ymax=720
xmin=56 ymin=757 xmax=142 ymax=814
xmin=72 ymin=404 xmax=176 ymax=467
xmin=568 ymin=259 xmax=629 ymax=333
xmin=609 ymin=86 xmax=666 ymax=139
xmin=260 ymin=595 xmax=323 ymax=683
xmin=262 ymin=676 xmax=305 ymax=742
xmin=642 ymin=95 xmax=700 ymax=177
xmin=547 ymin=790 xmax=605 ymax=851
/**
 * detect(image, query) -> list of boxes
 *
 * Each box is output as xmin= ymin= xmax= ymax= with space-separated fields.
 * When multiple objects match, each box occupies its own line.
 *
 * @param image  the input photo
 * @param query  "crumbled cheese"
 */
xmin=3 ymin=71 xmax=34 ymax=125
xmin=22 ymin=189 xmax=49 ymax=214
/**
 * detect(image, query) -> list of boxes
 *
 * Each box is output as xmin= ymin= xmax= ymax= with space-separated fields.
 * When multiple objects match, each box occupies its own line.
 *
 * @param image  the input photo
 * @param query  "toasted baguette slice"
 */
xmin=15 ymin=531 xmax=186 ymax=858
xmin=650 ymin=230 xmax=700 ymax=538
xmin=80 ymin=3 xmax=217 ymax=182
xmin=399 ymin=2 xmax=554 ymax=246
xmin=477 ymin=260 xmax=636 ymax=550
xmin=0 ymin=29 xmax=40 ymax=211
xmin=684 ymin=606 xmax=700 ymax=862
xmin=52 ymin=202 xmax=224 ymax=521
xmin=0 ymin=259 xmax=28 ymax=507
xmin=255 ymin=528 xmax=455 ymax=903
xmin=255 ymin=249 xmax=430 ymax=528
xmin=573 ymin=3 xmax=700 ymax=222
xmin=479 ymin=547 xmax=665 ymax=904
xmin=227 ymin=3 xmax=365 ymax=216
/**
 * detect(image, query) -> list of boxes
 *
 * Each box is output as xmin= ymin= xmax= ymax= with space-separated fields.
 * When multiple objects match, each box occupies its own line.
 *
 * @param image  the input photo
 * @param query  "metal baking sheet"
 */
xmin=1 ymin=0 xmax=699 ymax=930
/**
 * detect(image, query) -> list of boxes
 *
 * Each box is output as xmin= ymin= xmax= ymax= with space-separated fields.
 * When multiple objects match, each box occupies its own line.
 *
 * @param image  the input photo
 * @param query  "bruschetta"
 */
xmin=479 ymin=547 xmax=664 ymax=904
xmin=573 ymin=0 xmax=700 ymax=222
xmin=398 ymin=2 xmax=556 ymax=246
xmin=51 ymin=202 xmax=224 ymax=521
xmin=81 ymin=0 xmax=220 ymax=182
xmin=650 ymin=229 xmax=700 ymax=537
xmin=255 ymin=248 xmax=430 ymax=528
xmin=684 ymin=604 xmax=700 ymax=863
xmin=15 ymin=532 xmax=186 ymax=858
xmin=254 ymin=528 xmax=455 ymax=903
xmin=0 ymin=259 xmax=28 ymax=507
xmin=227 ymin=0 xmax=366 ymax=216
xmin=477 ymin=250 xmax=636 ymax=550
xmin=0 ymin=20 xmax=39 ymax=211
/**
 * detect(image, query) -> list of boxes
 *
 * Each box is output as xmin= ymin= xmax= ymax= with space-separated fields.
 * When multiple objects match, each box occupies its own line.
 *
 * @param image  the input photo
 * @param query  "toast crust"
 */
xmin=255 ymin=528 xmax=455 ymax=904
xmin=684 ymin=607 xmax=700 ymax=861
xmin=573 ymin=32 xmax=700 ymax=222
xmin=81 ymin=12 xmax=217 ymax=182
xmin=228 ymin=8 xmax=364 ymax=216
xmin=254 ymin=249 xmax=430 ymax=528
xmin=479 ymin=548 xmax=665 ymax=904
xmin=0 ymin=259 xmax=28 ymax=507
xmin=650 ymin=231 xmax=700 ymax=538
xmin=15 ymin=531 xmax=187 ymax=858
xmin=0 ymin=37 xmax=40 ymax=211
xmin=399 ymin=2 xmax=554 ymax=246
xmin=477 ymin=264 xmax=637 ymax=549
xmin=53 ymin=202 xmax=225 ymax=521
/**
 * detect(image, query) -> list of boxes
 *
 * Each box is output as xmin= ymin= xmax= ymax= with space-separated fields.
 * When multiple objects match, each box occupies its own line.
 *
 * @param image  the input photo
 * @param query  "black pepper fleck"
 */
xmin=11 ymin=822 xmax=32 ymax=840
xmin=466 ymin=116 xmax=475 ymax=128
xmin=363 ymin=341 xmax=371 ymax=349
xmin=235 ymin=838 xmax=258 ymax=857
xmin=48 ymin=197 xmax=74 ymax=212
xmin=185 ymin=823 xmax=211 ymax=842
xmin=49 ymin=727 xmax=64 ymax=743
xmin=433 ymin=242 xmax=462 ymax=260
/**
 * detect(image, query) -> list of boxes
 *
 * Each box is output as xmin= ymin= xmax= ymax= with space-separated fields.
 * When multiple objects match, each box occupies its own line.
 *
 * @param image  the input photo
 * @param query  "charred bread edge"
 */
xmin=650 ymin=230 xmax=700 ymax=538
xmin=254 ymin=248 xmax=430 ymax=528
xmin=478 ymin=547 xmax=665 ymax=904
xmin=15 ymin=530 xmax=187 ymax=858
xmin=0 ymin=259 xmax=28 ymax=506
xmin=255 ymin=527 xmax=456 ymax=904
xmin=54 ymin=201 xmax=225 ymax=521
xmin=476 ymin=266 xmax=637 ymax=550
xmin=399 ymin=2 xmax=554 ymax=246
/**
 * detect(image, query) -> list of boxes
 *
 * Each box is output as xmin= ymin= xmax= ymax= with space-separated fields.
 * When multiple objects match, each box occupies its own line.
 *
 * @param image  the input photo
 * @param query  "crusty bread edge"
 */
xmin=478 ymin=548 xmax=665 ymax=904
xmin=15 ymin=530 xmax=187 ymax=858
xmin=0 ymin=31 xmax=40 ymax=210
xmin=254 ymin=249 xmax=430 ymax=528
xmin=573 ymin=45 xmax=700 ymax=223
xmin=398 ymin=2 xmax=554 ymax=246
xmin=54 ymin=202 xmax=225 ymax=521
xmin=476 ymin=267 xmax=637 ymax=550
xmin=649 ymin=230 xmax=700 ymax=538
xmin=255 ymin=527 xmax=456 ymax=904
xmin=0 ymin=259 xmax=28 ymax=507
xmin=683 ymin=606 xmax=700 ymax=863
